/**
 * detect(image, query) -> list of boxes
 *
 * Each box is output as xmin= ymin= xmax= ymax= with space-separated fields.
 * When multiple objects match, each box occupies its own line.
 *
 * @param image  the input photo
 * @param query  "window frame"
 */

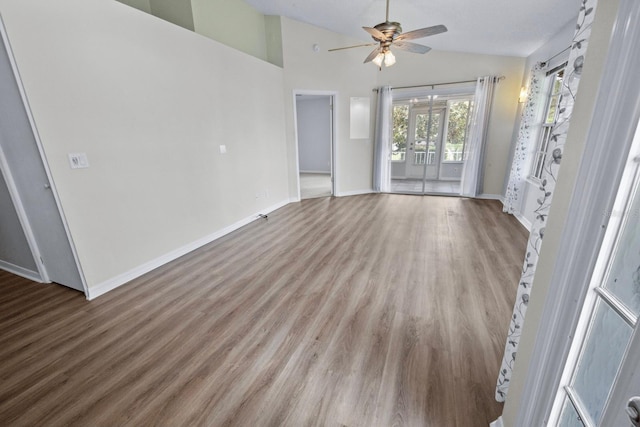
xmin=530 ymin=67 xmax=565 ymax=182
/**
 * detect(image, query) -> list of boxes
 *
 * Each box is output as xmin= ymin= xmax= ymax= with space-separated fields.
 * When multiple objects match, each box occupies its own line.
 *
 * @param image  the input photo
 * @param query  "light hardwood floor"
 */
xmin=0 ymin=194 xmax=527 ymax=427
xmin=300 ymin=173 xmax=332 ymax=199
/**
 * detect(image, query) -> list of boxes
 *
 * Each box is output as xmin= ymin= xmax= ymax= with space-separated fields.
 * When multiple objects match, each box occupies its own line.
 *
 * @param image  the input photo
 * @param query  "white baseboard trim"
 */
xmin=86 ymin=199 xmax=291 ymax=300
xmin=299 ymin=170 xmax=331 ymax=175
xmin=515 ymin=211 xmax=532 ymax=231
xmin=335 ymin=189 xmax=373 ymax=197
xmin=0 ymin=259 xmax=43 ymax=282
xmin=478 ymin=193 xmax=505 ymax=202
xmin=489 ymin=416 xmax=504 ymax=427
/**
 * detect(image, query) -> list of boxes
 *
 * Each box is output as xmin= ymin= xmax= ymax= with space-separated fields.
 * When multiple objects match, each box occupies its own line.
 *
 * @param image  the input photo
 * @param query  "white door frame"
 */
xmin=292 ymin=90 xmax=337 ymax=201
xmin=405 ymin=106 xmax=445 ymax=181
xmin=0 ymin=16 xmax=88 ymax=296
xmin=511 ymin=0 xmax=640 ymax=424
xmin=0 ymin=143 xmax=47 ymax=282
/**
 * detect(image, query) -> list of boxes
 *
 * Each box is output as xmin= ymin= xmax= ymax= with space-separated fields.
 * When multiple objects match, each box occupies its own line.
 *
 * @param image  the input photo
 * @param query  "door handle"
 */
xmin=627 ymin=397 xmax=640 ymax=427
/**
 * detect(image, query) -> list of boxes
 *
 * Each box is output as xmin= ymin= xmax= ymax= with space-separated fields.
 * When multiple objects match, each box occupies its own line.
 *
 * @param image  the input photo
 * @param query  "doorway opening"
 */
xmin=390 ymin=88 xmax=474 ymax=195
xmin=0 ymin=22 xmax=86 ymax=294
xmin=294 ymin=92 xmax=335 ymax=200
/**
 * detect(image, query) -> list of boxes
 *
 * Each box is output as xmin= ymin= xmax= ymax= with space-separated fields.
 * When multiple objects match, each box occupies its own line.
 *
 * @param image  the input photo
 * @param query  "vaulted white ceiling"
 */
xmin=245 ymin=0 xmax=581 ymax=57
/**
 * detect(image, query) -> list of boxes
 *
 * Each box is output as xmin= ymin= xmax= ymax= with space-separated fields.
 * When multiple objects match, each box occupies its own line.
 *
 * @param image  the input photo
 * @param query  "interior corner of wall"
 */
xmin=265 ymin=15 xmax=284 ymax=68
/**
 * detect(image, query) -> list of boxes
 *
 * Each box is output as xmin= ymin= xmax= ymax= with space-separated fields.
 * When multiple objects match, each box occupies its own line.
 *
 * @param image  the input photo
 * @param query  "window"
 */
xmin=531 ymin=69 xmax=564 ymax=180
xmin=391 ymin=104 xmax=408 ymax=162
xmin=443 ymin=99 xmax=471 ymax=162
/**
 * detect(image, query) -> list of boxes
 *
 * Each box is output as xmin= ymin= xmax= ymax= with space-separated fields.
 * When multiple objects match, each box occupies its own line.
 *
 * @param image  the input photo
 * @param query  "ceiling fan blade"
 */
xmin=396 ymin=24 xmax=448 ymax=41
xmin=363 ymin=26 xmax=387 ymax=41
xmin=364 ymin=46 xmax=382 ymax=63
xmin=328 ymin=43 xmax=377 ymax=52
xmin=393 ymin=41 xmax=432 ymax=54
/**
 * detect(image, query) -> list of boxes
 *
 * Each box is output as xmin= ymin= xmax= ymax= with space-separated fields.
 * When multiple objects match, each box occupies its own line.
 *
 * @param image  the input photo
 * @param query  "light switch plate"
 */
xmin=68 ymin=153 xmax=89 ymax=169
xmin=219 ymin=145 xmax=227 ymax=154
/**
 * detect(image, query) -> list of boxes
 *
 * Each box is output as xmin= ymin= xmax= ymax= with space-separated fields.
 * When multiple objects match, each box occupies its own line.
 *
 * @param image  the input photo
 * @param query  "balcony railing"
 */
xmin=392 ymin=150 xmax=463 ymax=163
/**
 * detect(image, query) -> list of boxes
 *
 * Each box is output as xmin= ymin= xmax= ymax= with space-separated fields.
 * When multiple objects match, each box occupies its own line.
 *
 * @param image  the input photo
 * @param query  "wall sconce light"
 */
xmin=518 ymin=86 xmax=528 ymax=103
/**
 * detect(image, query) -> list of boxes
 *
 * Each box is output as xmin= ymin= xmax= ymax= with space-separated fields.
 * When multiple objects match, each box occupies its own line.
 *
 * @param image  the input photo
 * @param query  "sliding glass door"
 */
xmin=390 ymin=89 xmax=473 ymax=195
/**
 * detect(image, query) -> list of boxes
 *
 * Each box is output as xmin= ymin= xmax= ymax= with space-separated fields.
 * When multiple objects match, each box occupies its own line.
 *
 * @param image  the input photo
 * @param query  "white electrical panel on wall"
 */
xmin=350 ymin=97 xmax=370 ymax=139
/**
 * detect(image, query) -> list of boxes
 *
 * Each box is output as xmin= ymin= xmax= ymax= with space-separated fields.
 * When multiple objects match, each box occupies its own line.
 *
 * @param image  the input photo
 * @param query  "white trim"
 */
xmin=514 ymin=212 xmax=532 ymax=231
xmin=293 ymin=90 xmax=338 ymax=200
xmin=489 ymin=416 xmax=504 ymax=427
xmin=335 ymin=189 xmax=373 ymax=197
xmin=86 ymin=199 xmax=292 ymax=300
xmin=512 ymin=0 xmax=640 ymax=424
xmin=0 ymin=260 xmax=43 ymax=282
xmin=0 ymin=140 xmax=46 ymax=282
xmin=549 ymin=101 xmax=640 ymax=426
xmin=0 ymin=16 xmax=89 ymax=295
xmin=499 ymin=197 xmax=531 ymax=230
xmin=299 ymin=170 xmax=331 ymax=175
xmin=477 ymin=193 xmax=504 ymax=202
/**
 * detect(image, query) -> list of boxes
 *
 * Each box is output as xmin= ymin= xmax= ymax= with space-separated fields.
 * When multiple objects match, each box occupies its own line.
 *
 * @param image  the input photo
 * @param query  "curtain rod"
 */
xmin=372 ymin=76 xmax=505 ymax=92
xmin=545 ymin=61 xmax=568 ymax=76
xmin=541 ymin=46 xmax=571 ymax=67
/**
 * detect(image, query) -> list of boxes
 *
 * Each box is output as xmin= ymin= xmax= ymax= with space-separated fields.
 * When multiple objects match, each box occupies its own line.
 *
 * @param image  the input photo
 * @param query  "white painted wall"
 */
xmin=296 ymin=96 xmax=331 ymax=173
xmin=280 ymin=17 xmax=379 ymax=197
xmin=377 ymin=51 xmax=525 ymax=197
xmin=191 ymin=0 xmax=268 ymax=62
xmin=0 ymin=0 xmax=289 ymax=292
xmin=150 ymin=0 xmax=194 ymax=31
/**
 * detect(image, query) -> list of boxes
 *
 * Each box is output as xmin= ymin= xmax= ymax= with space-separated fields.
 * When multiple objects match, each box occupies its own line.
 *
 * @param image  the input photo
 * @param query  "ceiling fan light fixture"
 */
xmin=328 ymin=0 xmax=447 ymax=68
xmin=384 ymin=50 xmax=396 ymax=67
xmin=372 ymin=52 xmax=385 ymax=67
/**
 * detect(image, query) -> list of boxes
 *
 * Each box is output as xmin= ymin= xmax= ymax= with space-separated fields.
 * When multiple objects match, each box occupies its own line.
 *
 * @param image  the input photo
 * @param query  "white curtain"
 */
xmin=460 ymin=77 xmax=496 ymax=198
xmin=373 ymin=86 xmax=392 ymax=192
xmin=503 ymin=63 xmax=544 ymax=214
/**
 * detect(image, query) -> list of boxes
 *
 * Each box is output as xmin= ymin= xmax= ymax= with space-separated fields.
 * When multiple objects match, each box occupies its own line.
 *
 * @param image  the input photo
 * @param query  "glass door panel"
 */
xmin=389 ymin=91 xmax=473 ymax=195
xmin=603 ymin=179 xmax=640 ymax=315
xmin=552 ymin=148 xmax=640 ymax=427
xmin=407 ymin=109 xmax=442 ymax=184
xmin=391 ymin=104 xmax=409 ymax=188
xmin=571 ymin=300 xmax=633 ymax=424
xmin=559 ymin=397 xmax=585 ymax=427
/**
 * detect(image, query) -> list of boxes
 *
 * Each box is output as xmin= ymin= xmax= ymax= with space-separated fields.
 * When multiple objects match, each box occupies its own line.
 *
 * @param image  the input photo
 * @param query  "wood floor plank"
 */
xmin=0 ymin=194 xmax=527 ymax=426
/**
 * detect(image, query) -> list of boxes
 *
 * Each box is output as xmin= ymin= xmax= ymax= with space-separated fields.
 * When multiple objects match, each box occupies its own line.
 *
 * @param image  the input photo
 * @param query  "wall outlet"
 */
xmin=68 ymin=153 xmax=89 ymax=169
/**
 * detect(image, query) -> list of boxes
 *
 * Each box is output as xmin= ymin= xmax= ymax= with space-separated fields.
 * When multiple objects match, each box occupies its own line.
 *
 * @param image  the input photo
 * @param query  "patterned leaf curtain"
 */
xmin=496 ymin=0 xmax=599 ymax=402
xmin=503 ymin=64 xmax=544 ymax=214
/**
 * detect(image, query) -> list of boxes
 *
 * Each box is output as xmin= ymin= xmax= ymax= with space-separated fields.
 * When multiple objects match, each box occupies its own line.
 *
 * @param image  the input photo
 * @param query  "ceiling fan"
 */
xmin=329 ymin=0 xmax=447 ymax=68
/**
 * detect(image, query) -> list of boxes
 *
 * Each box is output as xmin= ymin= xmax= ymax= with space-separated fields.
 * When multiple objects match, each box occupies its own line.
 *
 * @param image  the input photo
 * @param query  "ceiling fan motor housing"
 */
xmin=373 ymin=21 xmax=402 ymax=41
